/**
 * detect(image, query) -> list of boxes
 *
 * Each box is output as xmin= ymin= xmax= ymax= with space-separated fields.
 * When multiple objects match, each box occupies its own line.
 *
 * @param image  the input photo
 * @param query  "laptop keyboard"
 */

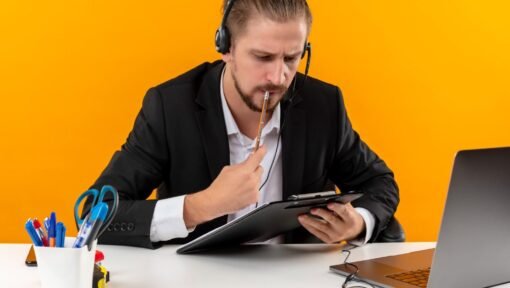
xmin=386 ymin=267 xmax=430 ymax=287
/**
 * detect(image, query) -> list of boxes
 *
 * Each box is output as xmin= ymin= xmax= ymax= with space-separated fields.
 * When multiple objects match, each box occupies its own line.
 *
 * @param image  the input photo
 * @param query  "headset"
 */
xmin=215 ymin=0 xmax=311 ymax=100
xmin=215 ymin=0 xmax=313 ymax=191
xmin=215 ymin=0 xmax=311 ymax=68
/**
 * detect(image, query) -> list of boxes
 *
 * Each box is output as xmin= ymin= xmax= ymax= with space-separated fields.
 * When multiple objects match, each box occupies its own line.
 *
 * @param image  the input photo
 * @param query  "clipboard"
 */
xmin=176 ymin=191 xmax=363 ymax=254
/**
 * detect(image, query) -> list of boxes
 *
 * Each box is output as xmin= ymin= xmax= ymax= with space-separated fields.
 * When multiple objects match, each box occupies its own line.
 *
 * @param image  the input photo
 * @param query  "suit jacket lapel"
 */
xmin=194 ymin=62 xmax=229 ymax=226
xmin=281 ymin=97 xmax=307 ymax=201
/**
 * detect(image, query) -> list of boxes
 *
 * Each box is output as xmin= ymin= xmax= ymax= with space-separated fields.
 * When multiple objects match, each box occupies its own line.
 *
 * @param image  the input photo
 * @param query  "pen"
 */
xmin=48 ymin=212 xmax=57 ymax=247
xmin=32 ymin=218 xmax=49 ymax=247
xmin=25 ymin=219 xmax=43 ymax=247
xmin=73 ymin=203 xmax=108 ymax=250
xmin=56 ymin=222 xmax=65 ymax=248
xmin=61 ymin=223 xmax=66 ymax=247
xmin=254 ymin=91 xmax=270 ymax=151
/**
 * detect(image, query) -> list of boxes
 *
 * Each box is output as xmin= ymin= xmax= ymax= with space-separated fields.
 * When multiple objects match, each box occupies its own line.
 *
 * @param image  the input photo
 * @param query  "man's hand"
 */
xmin=297 ymin=202 xmax=366 ymax=243
xmin=183 ymin=146 xmax=267 ymax=228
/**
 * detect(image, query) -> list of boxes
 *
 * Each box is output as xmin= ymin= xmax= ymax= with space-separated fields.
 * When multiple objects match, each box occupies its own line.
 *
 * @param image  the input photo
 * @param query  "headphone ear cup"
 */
xmin=215 ymin=27 xmax=231 ymax=54
xmin=215 ymin=28 xmax=222 ymax=52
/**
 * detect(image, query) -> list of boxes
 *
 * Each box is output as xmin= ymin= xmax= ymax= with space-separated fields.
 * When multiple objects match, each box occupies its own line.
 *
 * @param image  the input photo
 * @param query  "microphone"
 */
xmin=283 ymin=42 xmax=311 ymax=106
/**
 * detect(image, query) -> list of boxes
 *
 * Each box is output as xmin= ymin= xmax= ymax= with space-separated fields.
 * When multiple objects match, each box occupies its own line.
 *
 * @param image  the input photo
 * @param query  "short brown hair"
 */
xmin=222 ymin=0 xmax=312 ymax=41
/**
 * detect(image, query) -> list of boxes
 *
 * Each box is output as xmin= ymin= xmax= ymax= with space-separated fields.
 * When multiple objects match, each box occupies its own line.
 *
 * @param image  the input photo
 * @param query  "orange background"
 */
xmin=1 ymin=0 xmax=509 ymax=243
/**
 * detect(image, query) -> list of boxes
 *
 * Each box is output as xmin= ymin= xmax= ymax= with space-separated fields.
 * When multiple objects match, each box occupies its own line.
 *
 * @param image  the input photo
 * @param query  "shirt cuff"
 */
xmin=150 ymin=195 xmax=193 ymax=242
xmin=349 ymin=207 xmax=376 ymax=246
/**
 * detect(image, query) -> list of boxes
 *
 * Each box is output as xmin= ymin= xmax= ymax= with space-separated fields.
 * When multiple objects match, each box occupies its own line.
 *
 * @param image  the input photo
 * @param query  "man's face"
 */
xmin=223 ymin=14 xmax=308 ymax=112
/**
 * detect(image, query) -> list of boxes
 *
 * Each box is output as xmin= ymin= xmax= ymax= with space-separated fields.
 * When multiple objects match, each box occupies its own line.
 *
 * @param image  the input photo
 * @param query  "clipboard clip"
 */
xmin=287 ymin=191 xmax=338 ymax=200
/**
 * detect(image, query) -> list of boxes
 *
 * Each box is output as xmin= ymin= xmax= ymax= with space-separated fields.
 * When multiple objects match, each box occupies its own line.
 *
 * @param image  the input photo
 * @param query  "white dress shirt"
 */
xmin=149 ymin=69 xmax=375 ymax=244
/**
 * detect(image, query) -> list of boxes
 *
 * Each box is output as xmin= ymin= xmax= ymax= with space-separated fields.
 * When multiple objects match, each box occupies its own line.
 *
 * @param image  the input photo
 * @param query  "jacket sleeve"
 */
xmin=89 ymin=88 xmax=169 ymax=249
xmin=327 ymin=87 xmax=399 ymax=242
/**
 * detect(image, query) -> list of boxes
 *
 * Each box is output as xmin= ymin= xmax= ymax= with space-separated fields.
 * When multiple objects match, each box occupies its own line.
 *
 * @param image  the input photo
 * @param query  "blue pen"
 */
xmin=48 ymin=212 xmax=57 ymax=247
xmin=61 ymin=224 xmax=66 ymax=247
xmin=56 ymin=222 xmax=65 ymax=248
xmin=73 ymin=203 xmax=108 ymax=250
xmin=25 ymin=219 xmax=43 ymax=247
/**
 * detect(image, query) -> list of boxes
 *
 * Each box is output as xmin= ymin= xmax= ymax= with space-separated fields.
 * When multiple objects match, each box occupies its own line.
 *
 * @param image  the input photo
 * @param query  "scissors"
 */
xmin=74 ymin=185 xmax=119 ymax=238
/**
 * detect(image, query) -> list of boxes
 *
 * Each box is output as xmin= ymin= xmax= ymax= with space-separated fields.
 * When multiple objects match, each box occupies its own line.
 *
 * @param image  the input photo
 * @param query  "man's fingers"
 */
xmin=254 ymin=164 xmax=264 ymax=179
xmin=298 ymin=215 xmax=332 ymax=243
xmin=299 ymin=204 xmax=365 ymax=244
xmin=298 ymin=213 xmax=330 ymax=233
xmin=243 ymin=145 xmax=267 ymax=170
xmin=310 ymin=208 xmax=340 ymax=224
xmin=326 ymin=202 xmax=350 ymax=221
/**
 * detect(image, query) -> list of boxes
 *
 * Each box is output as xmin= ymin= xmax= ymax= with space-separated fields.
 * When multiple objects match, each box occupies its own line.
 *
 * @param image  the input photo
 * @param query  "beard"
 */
xmin=231 ymin=72 xmax=288 ymax=113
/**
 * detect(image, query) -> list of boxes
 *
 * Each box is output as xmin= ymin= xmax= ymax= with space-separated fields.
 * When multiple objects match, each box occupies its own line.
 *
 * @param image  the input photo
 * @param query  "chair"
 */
xmin=375 ymin=216 xmax=405 ymax=242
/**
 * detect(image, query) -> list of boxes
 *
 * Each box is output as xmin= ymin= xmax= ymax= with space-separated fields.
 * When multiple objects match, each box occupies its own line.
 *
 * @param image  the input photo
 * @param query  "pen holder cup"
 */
xmin=34 ymin=237 xmax=97 ymax=288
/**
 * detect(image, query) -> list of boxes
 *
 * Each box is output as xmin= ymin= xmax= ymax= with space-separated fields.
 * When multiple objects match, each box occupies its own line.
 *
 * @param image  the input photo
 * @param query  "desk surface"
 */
xmin=4 ymin=242 xmax=510 ymax=288
xmin=6 ymin=241 xmax=509 ymax=288
xmin=1 ymin=242 xmax=439 ymax=288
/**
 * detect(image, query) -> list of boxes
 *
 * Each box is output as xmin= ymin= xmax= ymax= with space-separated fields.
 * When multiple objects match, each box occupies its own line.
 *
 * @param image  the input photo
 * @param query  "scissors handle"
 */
xmin=97 ymin=185 xmax=119 ymax=236
xmin=74 ymin=185 xmax=119 ymax=237
xmin=74 ymin=189 xmax=99 ymax=229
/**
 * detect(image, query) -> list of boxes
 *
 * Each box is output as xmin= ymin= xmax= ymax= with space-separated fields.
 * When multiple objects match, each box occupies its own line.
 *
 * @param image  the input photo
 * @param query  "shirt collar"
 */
xmin=220 ymin=67 xmax=280 ymax=137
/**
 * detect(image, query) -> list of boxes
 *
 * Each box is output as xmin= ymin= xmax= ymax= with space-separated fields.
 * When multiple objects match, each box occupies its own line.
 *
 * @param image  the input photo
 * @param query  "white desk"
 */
xmin=1 ymin=242 xmax=440 ymax=288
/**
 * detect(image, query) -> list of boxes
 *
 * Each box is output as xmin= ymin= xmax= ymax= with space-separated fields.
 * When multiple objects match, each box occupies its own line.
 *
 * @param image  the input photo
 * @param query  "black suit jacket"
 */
xmin=91 ymin=60 xmax=399 ymax=249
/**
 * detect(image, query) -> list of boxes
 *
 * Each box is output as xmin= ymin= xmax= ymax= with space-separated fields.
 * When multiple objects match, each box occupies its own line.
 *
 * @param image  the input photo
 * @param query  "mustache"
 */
xmin=255 ymin=84 xmax=287 ymax=95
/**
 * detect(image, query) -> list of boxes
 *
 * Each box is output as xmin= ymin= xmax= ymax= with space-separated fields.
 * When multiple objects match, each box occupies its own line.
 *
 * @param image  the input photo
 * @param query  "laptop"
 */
xmin=330 ymin=147 xmax=510 ymax=288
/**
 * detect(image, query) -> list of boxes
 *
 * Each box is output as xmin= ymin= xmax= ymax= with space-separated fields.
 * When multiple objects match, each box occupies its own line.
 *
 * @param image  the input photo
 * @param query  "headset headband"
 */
xmin=215 ymin=0 xmax=310 ymax=59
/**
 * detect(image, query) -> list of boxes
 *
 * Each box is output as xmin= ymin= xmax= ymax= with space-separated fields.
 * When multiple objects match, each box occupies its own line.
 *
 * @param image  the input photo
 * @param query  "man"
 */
xmin=91 ymin=0 xmax=399 ymax=249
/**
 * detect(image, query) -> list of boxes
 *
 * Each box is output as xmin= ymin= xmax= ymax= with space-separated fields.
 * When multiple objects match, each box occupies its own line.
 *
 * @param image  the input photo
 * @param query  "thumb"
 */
xmin=243 ymin=145 xmax=267 ymax=170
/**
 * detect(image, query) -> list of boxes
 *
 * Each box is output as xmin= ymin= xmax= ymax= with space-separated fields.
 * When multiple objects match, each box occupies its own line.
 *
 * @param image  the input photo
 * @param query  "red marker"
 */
xmin=32 ymin=218 xmax=49 ymax=247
